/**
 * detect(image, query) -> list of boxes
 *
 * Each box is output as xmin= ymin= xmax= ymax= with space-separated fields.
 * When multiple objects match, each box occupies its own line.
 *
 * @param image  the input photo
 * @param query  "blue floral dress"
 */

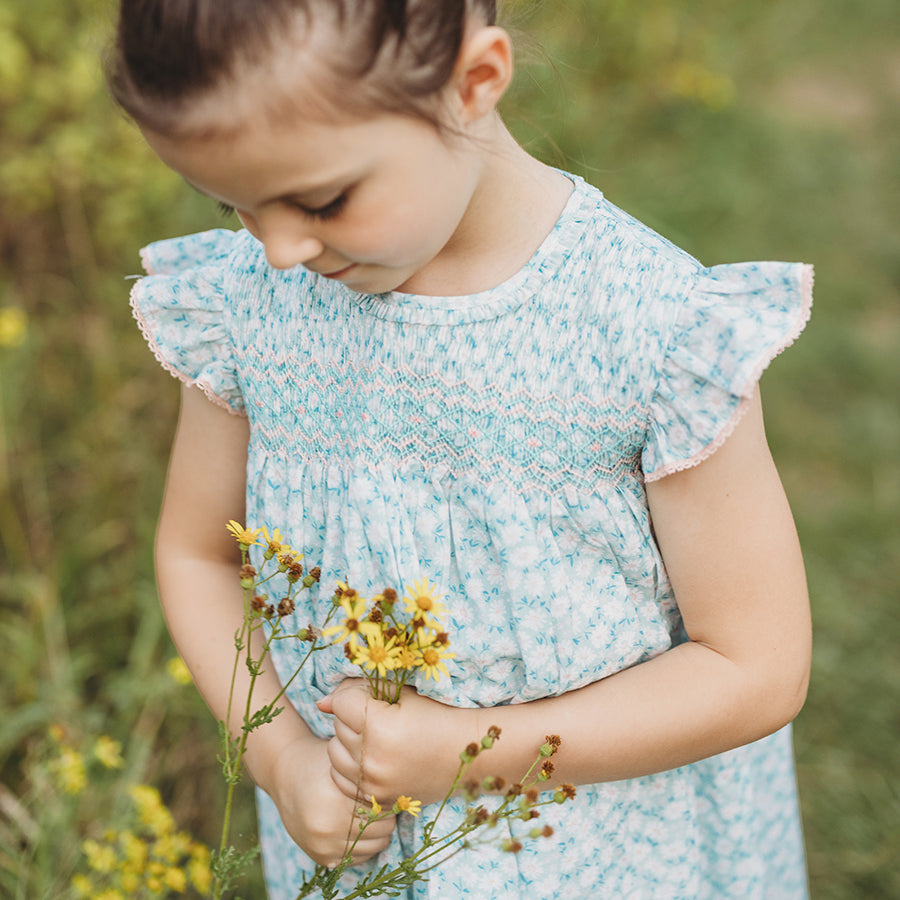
xmin=132 ymin=174 xmax=812 ymax=899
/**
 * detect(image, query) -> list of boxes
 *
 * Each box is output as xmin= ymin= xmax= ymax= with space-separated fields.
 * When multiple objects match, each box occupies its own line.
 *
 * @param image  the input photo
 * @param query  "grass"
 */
xmin=1 ymin=0 xmax=898 ymax=897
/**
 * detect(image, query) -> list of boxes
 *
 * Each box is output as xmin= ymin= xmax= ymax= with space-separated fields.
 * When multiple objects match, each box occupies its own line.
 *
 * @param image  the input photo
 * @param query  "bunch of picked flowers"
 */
xmin=210 ymin=523 xmax=574 ymax=900
xmin=324 ymin=578 xmax=456 ymax=703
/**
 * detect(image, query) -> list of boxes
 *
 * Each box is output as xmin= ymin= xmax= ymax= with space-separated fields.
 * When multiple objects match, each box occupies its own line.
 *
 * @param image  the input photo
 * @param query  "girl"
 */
xmin=111 ymin=1 xmax=813 ymax=897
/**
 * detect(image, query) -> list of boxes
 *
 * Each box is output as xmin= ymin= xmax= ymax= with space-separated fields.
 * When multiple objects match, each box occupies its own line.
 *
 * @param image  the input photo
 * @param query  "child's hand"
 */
xmin=317 ymin=679 xmax=477 ymax=808
xmin=270 ymin=735 xmax=396 ymax=868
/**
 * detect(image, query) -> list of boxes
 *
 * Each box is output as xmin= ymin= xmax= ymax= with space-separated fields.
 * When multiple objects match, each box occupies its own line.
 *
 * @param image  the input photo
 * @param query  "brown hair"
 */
xmin=107 ymin=0 xmax=498 ymax=134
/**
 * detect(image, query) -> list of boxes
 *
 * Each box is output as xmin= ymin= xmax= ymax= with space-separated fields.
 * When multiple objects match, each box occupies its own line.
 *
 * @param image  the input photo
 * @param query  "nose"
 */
xmin=238 ymin=209 xmax=326 ymax=270
xmin=264 ymin=234 xmax=326 ymax=271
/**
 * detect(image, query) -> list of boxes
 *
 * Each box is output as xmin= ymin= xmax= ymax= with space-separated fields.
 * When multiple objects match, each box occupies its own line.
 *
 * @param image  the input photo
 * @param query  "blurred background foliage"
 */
xmin=1 ymin=0 xmax=897 ymax=896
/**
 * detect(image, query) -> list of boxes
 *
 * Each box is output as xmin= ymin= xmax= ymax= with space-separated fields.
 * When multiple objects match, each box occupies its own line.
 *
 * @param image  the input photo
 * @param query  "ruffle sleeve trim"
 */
xmin=642 ymin=261 xmax=813 ymax=482
xmin=130 ymin=229 xmax=247 ymax=416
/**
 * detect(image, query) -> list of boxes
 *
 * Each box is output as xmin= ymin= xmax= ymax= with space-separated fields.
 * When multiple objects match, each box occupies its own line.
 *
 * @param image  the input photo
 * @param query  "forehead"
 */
xmin=142 ymin=106 xmax=437 ymax=208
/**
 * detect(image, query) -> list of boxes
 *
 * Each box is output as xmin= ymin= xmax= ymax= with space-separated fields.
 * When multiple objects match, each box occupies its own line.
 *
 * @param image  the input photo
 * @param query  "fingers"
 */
xmin=327 ymin=735 xmax=369 ymax=800
xmin=329 ymin=757 xmax=364 ymax=800
xmin=332 ymin=715 xmax=363 ymax=756
xmin=323 ymin=678 xmax=370 ymax=732
xmin=312 ymin=815 xmax=396 ymax=868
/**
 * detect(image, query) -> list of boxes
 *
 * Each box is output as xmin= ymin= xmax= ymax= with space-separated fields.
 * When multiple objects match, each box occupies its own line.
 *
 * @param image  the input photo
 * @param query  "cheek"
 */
xmin=341 ymin=207 xmax=442 ymax=262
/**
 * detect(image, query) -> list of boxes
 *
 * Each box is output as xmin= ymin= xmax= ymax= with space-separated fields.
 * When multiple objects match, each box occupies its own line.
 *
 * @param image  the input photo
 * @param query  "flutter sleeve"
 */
xmin=642 ymin=261 xmax=813 ymax=482
xmin=130 ymin=229 xmax=246 ymax=416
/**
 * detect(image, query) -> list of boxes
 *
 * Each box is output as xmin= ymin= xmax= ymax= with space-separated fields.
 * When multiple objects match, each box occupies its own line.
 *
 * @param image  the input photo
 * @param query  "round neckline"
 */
xmin=351 ymin=173 xmax=598 ymax=324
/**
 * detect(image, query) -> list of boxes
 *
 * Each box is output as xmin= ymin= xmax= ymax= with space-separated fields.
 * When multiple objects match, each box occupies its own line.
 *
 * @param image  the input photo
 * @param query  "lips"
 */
xmin=319 ymin=264 xmax=355 ymax=279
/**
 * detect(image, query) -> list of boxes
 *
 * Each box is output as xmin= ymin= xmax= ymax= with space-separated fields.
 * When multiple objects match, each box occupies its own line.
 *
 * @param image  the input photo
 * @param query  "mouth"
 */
xmin=320 ymin=264 xmax=356 ymax=280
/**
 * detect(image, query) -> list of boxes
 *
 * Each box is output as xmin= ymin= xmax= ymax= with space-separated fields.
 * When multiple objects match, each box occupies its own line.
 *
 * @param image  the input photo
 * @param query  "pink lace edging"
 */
xmin=128 ymin=278 xmax=246 ymax=417
xmin=139 ymin=246 xmax=155 ymax=276
xmin=644 ymin=264 xmax=814 ymax=483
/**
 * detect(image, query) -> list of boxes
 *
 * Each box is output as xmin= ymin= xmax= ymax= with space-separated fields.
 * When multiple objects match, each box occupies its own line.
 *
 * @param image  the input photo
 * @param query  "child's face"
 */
xmin=143 ymin=107 xmax=483 ymax=295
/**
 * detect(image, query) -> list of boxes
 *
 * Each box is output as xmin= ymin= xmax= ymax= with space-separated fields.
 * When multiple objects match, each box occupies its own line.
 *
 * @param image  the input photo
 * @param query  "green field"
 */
xmin=1 ymin=1 xmax=898 ymax=897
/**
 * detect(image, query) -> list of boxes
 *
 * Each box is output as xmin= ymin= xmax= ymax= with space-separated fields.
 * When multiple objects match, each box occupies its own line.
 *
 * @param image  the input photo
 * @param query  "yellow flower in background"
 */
xmin=188 ymin=846 xmax=213 ymax=893
xmin=156 ymin=830 xmax=192 ymax=863
xmin=414 ymin=644 xmax=456 ymax=682
xmin=403 ymin=577 xmax=448 ymax=630
xmin=129 ymin=784 xmax=175 ymax=836
xmin=225 ymin=520 xmax=262 ymax=548
xmin=120 ymin=869 xmax=141 ymax=892
xmin=82 ymin=838 xmax=116 ymax=873
xmin=92 ymin=735 xmax=125 ymax=769
xmin=71 ymin=874 xmax=94 ymax=898
xmin=166 ymin=656 xmax=193 ymax=686
xmin=51 ymin=746 xmax=87 ymax=795
xmin=119 ymin=830 xmax=148 ymax=869
xmin=0 ymin=306 xmax=26 ymax=347
xmin=393 ymin=795 xmax=422 ymax=817
xmin=163 ymin=866 xmax=187 ymax=891
xmin=352 ymin=629 xmax=402 ymax=678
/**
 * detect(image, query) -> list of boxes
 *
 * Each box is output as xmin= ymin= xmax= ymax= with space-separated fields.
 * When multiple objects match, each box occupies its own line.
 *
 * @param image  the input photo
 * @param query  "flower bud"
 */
xmin=277 ymin=597 xmax=295 ymax=617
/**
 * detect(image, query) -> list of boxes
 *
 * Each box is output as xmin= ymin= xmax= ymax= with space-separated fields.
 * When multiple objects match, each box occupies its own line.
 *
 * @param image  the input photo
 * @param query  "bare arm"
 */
xmin=322 ymin=392 xmax=811 ymax=803
xmin=156 ymin=385 xmax=394 ymax=864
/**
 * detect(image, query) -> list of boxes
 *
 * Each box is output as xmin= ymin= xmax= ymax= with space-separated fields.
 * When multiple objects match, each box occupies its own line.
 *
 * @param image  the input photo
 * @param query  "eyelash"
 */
xmin=295 ymin=194 xmax=348 ymax=222
xmin=214 ymin=194 xmax=348 ymax=222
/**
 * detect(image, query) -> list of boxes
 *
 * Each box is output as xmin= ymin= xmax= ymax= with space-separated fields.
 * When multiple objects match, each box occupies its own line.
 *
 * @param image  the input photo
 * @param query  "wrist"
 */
xmin=241 ymin=712 xmax=318 ymax=798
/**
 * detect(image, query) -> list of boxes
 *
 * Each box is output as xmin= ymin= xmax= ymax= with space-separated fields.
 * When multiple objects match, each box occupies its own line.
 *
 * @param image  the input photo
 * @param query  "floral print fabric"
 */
xmin=132 ymin=174 xmax=812 ymax=899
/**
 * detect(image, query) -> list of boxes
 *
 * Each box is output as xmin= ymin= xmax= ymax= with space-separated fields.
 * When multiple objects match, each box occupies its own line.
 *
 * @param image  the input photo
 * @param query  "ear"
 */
xmin=451 ymin=26 xmax=514 ymax=124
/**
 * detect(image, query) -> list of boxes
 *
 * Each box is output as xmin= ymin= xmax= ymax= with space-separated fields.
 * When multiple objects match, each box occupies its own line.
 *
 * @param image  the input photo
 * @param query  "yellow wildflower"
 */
xmin=369 ymin=795 xmax=382 ymax=817
xmin=403 ymin=577 xmax=448 ymax=631
xmin=120 ymin=870 xmax=141 ymax=892
xmin=394 ymin=641 xmax=419 ymax=671
xmin=322 ymin=593 xmax=379 ymax=649
xmin=0 ymin=306 xmax=27 ymax=347
xmin=52 ymin=746 xmax=86 ymax=795
xmin=83 ymin=838 xmax=117 ymax=873
xmin=393 ymin=795 xmax=422 ymax=817
xmin=352 ymin=629 xmax=402 ymax=678
xmin=156 ymin=831 xmax=192 ymax=863
xmin=415 ymin=644 xmax=456 ymax=682
xmin=130 ymin=784 xmax=175 ymax=836
xmin=188 ymin=846 xmax=213 ymax=893
xmin=95 ymin=891 xmax=125 ymax=900
xmin=163 ymin=866 xmax=187 ymax=891
xmin=71 ymin=874 xmax=94 ymax=898
xmin=166 ymin=656 xmax=193 ymax=686
xmin=225 ymin=520 xmax=262 ymax=547
xmin=261 ymin=526 xmax=292 ymax=557
xmin=92 ymin=735 xmax=125 ymax=769
xmin=119 ymin=830 xmax=148 ymax=869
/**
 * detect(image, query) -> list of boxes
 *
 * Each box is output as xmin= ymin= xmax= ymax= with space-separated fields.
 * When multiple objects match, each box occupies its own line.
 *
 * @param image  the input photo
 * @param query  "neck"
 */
xmin=396 ymin=119 xmax=574 ymax=296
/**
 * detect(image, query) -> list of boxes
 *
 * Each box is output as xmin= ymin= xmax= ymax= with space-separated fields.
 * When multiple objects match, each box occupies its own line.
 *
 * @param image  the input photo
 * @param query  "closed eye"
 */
xmin=216 ymin=201 xmax=235 ymax=218
xmin=293 ymin=193 xmax=348 ymax=222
